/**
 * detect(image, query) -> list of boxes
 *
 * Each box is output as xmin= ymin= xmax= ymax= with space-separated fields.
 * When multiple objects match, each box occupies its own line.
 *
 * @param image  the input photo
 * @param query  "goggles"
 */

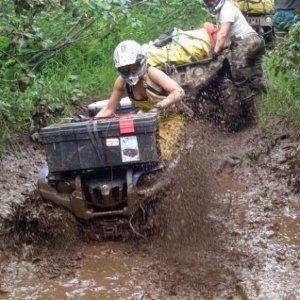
xmin=118 ymin=63 xmax=140 ymax=77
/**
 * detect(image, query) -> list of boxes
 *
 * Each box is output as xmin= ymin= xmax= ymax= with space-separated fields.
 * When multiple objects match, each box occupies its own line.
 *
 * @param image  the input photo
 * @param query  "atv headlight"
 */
xmin=265 ymin=17 xmax=273 ymax=24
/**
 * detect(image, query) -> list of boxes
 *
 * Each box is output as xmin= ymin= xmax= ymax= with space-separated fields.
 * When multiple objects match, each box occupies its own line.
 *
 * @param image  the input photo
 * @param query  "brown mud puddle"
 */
xmin=2 ymin=242 xmax=152 ymax=300
xmin=277 ymin=216 xmax=300 ymax=247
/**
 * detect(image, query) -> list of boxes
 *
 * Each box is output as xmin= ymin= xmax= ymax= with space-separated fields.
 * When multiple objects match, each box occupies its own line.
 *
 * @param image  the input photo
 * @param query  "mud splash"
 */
xmin=0 ymin=197 xmax=84 ymax=297
xmin=0 ymin=192 xmax=78 ymax=252
xmin=144 ymin=122 xmax=245 ymax=298
xmin=277 ymin=216 xmax=300 ymax=246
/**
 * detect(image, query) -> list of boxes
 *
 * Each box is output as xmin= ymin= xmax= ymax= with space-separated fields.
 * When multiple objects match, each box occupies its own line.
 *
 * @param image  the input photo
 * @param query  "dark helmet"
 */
xmin=203 ymin=0 xmax=225 ymax=15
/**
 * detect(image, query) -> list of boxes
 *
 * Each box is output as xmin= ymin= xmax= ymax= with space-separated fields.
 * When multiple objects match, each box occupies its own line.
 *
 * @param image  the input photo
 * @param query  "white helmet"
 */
xmin=113 ymin=40 xmax=147 ymax=86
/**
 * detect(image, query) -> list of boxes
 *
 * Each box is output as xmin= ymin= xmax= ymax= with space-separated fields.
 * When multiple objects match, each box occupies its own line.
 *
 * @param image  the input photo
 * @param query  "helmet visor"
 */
xmin=118 ymin=63 xmax=140 ymax=77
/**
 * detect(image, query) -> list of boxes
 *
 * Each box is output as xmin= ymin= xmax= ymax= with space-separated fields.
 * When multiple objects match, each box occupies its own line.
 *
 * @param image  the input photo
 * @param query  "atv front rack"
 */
xmin=168 ymin=56 xmax=224 ymax=92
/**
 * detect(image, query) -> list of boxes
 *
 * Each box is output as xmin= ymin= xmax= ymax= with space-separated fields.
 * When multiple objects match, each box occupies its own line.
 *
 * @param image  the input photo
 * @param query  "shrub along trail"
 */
xmin=0 ymin=120 xmax=299 ymax=299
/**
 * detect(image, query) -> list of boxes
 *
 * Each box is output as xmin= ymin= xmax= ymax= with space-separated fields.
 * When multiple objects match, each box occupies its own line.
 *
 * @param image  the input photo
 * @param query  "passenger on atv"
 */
xmin=95 ymin=40 xmax=186 ymax=162
xmin=204 ymin=0 xmax=266 ymax=91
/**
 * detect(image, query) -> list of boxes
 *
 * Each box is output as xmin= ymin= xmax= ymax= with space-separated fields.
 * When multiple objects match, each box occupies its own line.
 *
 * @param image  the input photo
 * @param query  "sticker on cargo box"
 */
xmin=106 ymin=138 xmax=119 ymax=147
xmin=120 ymin=136 xmax=140 ymax=162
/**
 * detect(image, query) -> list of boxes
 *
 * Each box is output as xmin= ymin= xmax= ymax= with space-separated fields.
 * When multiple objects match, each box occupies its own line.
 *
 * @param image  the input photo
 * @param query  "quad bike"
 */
xmin=236 ymin=0 xmax=275 ymax=46
xmin=166 ymin=53 xmax=255 ymax=131
xmin=245 ymin=13 xmax=275 ymax=46
xmin=149 ymin=29 xmax=258 ymax=131
xmin=38 ymin=103 xmax=171 ymax=238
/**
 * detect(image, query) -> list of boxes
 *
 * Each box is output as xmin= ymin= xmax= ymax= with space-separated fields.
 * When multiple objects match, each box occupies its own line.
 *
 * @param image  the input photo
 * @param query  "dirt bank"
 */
xmin=229 ymin=128 xmax=300 ymax=298
xmin=0 ymin=121 xmax=299 ymax=299
xmin=0 ymin=135 xmax=44 ymax=219
xmin=0 ymin=137 xmax=84 ymax=293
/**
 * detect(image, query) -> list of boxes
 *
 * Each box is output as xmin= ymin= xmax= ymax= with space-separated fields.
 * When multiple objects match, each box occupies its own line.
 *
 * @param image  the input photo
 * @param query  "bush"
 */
xmin=261 ymin=23 xmax=300 ymax=129
xmin=0 ymin=0 xmax=208 ymax=144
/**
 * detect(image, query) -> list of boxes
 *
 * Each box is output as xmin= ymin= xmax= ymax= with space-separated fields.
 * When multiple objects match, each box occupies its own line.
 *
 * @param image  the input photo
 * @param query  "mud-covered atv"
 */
xmin=38 ymin=103 xmax=171 ymax=238
xmin=235 ymin=0 xmax=275 ymax=46
xmin=149 ymin=28 xmax=257 ymax=131
xmin=245 ymin=14 xmax=274 ymax=46
xmin=166 ymin=53 xmax=255 ymax=131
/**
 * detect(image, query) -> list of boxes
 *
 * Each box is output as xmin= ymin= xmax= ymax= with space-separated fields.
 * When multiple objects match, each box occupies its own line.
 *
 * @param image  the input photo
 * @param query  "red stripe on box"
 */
xmin=119 ymin=116 xmax=135 ymax=134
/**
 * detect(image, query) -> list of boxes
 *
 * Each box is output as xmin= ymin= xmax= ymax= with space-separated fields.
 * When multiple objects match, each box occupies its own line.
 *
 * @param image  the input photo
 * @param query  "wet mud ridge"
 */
xmin=0 ymin=124 xmax=299 ymax=299
xmin=221 ymin=130 xmax=300 ymax=299
xmin=0 ymin=137 xmax=44 ymax=219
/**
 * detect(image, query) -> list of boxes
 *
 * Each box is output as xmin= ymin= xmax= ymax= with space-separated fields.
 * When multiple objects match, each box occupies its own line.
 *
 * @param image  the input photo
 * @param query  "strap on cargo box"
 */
xmin=87 ymin=122 xmax=105 ymax=163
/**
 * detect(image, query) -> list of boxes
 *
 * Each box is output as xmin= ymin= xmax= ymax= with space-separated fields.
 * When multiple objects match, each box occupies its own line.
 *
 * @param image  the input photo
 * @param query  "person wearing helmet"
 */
xmin=95 ymin=40 xmax=186 ymax=162
xmin=203 ymin=0 xmax=266 ymax=90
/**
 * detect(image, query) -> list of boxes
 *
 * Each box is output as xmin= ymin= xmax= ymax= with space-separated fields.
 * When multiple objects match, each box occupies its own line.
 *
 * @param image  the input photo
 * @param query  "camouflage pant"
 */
xmin=228 ymin=34 xmax=266 ymax=89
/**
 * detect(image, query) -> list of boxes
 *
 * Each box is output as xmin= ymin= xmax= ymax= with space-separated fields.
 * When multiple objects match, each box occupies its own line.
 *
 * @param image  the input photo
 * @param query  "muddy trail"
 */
xmin=0 ymin=120 xmax=299 ymax=299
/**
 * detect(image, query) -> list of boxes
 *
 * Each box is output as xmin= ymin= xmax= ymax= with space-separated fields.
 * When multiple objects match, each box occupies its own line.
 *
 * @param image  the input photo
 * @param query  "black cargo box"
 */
xmin=41 ymin=114 xmax=159 ymax=173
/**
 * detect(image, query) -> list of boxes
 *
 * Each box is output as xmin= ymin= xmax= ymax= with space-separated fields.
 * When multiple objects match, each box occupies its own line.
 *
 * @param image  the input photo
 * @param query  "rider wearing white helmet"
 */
xmin=113 ymin=40 xmax=147 ymax=86
xmin=95 ymin=40 xmax=185 ymax=119
xmin=95 ymin=40 xmax=185 ymax=162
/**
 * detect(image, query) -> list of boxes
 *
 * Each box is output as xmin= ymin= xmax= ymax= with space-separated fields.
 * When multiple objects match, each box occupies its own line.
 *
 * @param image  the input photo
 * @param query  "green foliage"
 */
xmin=0 ymin=0 xmax=208 ymax=142
xmin=0 ymin=0 xmax=130 ymax=84
xmin=247 ymin=147 xmax=263 ymax=161
xmin=261 ymin=23 xmax=300 ymax=129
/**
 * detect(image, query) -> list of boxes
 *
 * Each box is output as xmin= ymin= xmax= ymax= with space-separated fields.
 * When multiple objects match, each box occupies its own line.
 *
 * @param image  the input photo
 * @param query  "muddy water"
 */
xmin=1 ymin=123 xmax=300 ymax=299
xmin=277 ymin=216 xmax=300 ymax=247
xmin=4 ymin=242 xmax=151 ymax=300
